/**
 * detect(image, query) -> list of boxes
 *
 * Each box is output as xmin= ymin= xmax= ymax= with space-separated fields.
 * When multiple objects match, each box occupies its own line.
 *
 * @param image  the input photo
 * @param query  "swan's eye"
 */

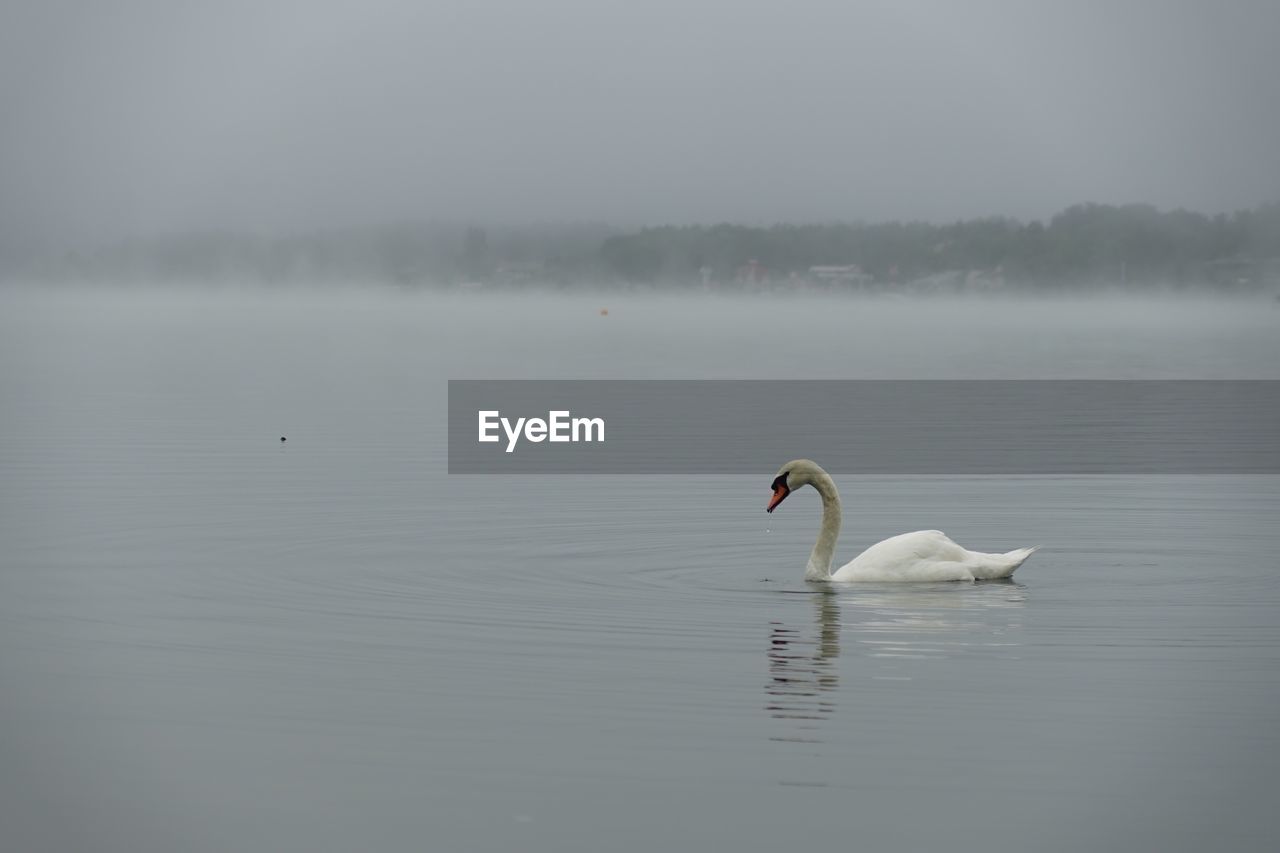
xmin=771 ymin=473 xmax=789 ymax=490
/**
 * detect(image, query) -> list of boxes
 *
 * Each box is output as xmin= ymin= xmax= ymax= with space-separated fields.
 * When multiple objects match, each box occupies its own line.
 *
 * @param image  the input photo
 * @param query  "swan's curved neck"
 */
xmin=805 ymin=470 xmax=842 ymax=581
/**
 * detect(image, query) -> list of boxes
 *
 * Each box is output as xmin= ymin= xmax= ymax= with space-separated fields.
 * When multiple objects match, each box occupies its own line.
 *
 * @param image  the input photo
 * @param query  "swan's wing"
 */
xmin=831 ymin=530 xmax=976 ymax=582
xmin=857 ymin=530 xmax=969 ymax=563
xmin=831 ymin=530 xmax=1035 ymax=582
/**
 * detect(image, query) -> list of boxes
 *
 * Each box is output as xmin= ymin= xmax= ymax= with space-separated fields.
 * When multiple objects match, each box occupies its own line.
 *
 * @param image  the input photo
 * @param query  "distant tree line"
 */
xmin=3 ymin=222 xmax=617 ymax=286
xmin=600 ymin=203 xmax=1280 ymax=288
xmin=5 ymin=202 xmax=1279 ymax=290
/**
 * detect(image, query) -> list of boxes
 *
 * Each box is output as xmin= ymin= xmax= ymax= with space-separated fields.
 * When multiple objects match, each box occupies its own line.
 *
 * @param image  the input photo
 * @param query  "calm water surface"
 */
xmin=2 ymin=290 xmax=1278 ymax=852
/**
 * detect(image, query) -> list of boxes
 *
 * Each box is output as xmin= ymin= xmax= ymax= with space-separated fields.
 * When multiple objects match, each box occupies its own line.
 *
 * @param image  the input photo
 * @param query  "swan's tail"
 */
xmin=972 ymin=546 xmax=1038 ymax=580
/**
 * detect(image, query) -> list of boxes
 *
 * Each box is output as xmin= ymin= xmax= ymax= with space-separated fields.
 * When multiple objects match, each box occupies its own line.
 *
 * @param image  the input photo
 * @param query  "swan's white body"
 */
xmin=767 ymin=459 xmax=1037 ymax=583
xmin=826 ymin=528 xmax=1035 ymax=582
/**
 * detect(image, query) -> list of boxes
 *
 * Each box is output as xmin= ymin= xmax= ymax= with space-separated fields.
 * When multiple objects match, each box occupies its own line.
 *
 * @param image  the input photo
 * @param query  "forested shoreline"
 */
xmin=7 ymin=202 xmax=1280 ymax=291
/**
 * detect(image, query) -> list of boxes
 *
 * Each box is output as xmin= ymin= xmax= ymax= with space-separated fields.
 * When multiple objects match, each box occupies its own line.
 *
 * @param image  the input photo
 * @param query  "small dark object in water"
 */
xmin=280 ymin=436 xmax=287 ymax=442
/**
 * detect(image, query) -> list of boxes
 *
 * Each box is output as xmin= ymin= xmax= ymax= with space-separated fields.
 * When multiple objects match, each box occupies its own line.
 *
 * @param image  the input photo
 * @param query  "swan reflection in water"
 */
xmin=766 ymin=591 xmax=841 ymax=742
xmin=766 ymin=581 xmax=1028 ymax=744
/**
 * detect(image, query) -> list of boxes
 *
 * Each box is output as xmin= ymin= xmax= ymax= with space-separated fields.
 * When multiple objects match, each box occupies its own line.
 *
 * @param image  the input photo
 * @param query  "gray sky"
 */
xmin=2 ymin=0 xmax=1278 ymax=244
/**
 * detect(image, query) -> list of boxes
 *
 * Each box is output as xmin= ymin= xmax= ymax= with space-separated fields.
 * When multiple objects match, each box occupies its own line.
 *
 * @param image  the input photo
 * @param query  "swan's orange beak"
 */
xmin=767 ymin=483 xmax=790 ymax=513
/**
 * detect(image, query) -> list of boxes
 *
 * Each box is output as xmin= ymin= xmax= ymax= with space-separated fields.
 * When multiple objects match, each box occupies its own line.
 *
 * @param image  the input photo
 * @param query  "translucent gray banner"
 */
xmin=447 ymin=380 xmax=1280 ymax=474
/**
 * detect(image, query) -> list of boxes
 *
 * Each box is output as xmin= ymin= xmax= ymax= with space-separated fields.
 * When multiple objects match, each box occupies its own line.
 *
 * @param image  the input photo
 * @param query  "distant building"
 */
xmin=807 ymin=265 xmax=873 ymax=289
xmin=494 ymin=261 xmax=544 ymax=285
xmin=737 ymin=259 xmax=769 ymax=284
xmin=964 ymin=267 xmax=1005 ymax=292
xmin=1201 ymin=256 xmax=1280 ymax=289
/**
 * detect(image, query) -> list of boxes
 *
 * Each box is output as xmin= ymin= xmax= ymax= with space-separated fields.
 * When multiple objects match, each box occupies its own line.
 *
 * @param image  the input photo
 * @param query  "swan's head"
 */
xmin=767 ymin=459 xmax=823 ymax=513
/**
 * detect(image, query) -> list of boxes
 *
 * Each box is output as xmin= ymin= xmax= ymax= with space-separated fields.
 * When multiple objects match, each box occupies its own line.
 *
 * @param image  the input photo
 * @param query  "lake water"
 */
xmin=2 ymin=289 xmax=1279 ymax=852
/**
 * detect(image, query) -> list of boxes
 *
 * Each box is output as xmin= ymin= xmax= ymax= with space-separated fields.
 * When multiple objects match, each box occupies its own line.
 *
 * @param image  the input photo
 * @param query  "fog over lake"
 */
xmin=2 ymin=288 xmax=1278 ymax=852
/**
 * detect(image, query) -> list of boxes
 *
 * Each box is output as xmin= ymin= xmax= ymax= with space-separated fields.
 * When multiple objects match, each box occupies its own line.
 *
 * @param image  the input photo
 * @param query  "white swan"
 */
xmin=767 ymin=459 xmax=1037 ymax=582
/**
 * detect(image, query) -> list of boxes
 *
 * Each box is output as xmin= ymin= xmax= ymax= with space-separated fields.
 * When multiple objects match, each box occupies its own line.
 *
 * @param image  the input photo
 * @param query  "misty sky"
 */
xmin=2 ymin=0 xmax=1278 ymax=244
